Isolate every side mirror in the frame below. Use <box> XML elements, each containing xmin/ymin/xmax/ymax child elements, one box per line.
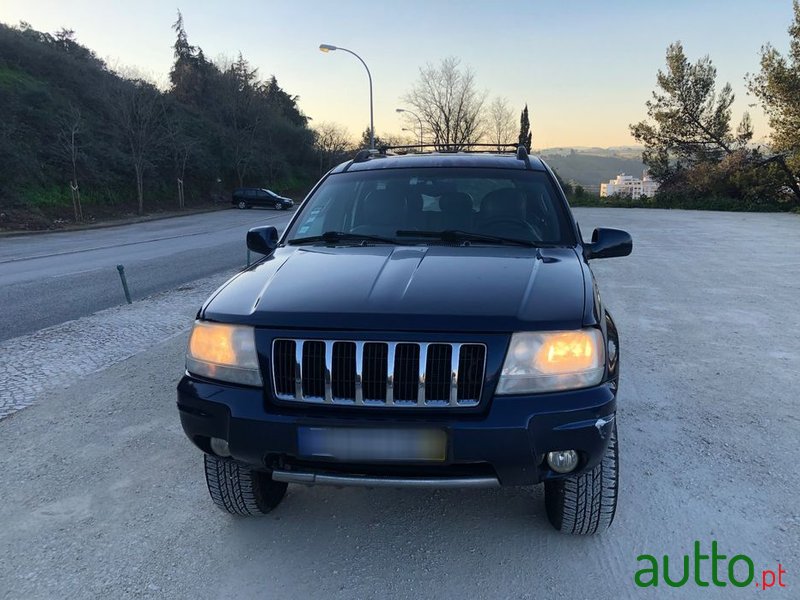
<box><xmin>246</xmin><ymin>226</ymin><xmax>279</xmax><ymax>257</ymax></box>
<box><xmin>584</xmin><ymin>228</ymin><xmax>632</xmax><ymax>260</ymax></box>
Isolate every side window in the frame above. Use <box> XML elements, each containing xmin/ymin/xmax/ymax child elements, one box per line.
<box><xmin>245</xmin><ymin>190</ymin><xmax>256</xmax><ymax>199</ymax></box>
<box><xmin>257</xmin><ymin>190</ymin><xmax>270</xmax><ymax>199</ymax></box>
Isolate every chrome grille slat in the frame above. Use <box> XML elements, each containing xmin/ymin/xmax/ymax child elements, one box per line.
<box><xmin>354</xmin><ymin>341</ymin><xmax>364</xmax><ymax>405</ymax></box>
<box><xmin>323</xmin><ymin>340</ymin><xmax>334</xmax><ymax>403</ymax></box>
<box><xmin>273</xmin><ymin>339</ymin><xmax>485</xmax><ymax>408</ymax></box>
<box><xmin>449</xmin><ymin>343</ymin><xmax>461</xmax><ymax>406</ymax></box>
<box><xmin>294</xmin><ymin>341</ymin><xmax>303</xmax><ymax>402</ymax></box>
<box><xmin>386</xmin><ymin>342</ymin><xmax>396</xmax><ymax>406</ymax></box>
<box><xmin>417</xmin><ymin>343</ymin><xmax>428</xmax><ymax>406</ymax></box>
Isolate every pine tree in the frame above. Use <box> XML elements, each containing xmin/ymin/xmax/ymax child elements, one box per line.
<box><xmin>169</xmin><ymin>11</ymin><xmax>211</xmax><ymax>105</ymax></box>
<box><xmin>518</xmin><ymin>104</ymin><xmax>532</xmax><ymax>153</ymax></box>
<box><xmin>172</xmin><ymin>11</ymin><xmax>192</xmax><ymax>60</ymax></box>
<box><xmin>748</xmin><ymin>0</ymin><xmax>800</xmax><ymax>205</ymax></box>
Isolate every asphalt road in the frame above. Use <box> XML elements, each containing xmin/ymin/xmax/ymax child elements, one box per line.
<box><xmin>1</xmin><ymin>208</ymin><xmax>799</xmax><ymax>599</ymax></box>
<box><xmin>0</xmin><ymin>208</ymin><xmax>295</xmax><ymax>341</ymax></box>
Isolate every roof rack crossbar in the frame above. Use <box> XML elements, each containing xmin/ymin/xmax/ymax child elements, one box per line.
<box><xmin>379</xmin><ymin>143</ymin><xmax>522</xmax><ymax>154</ymax></box>
<box><xmin>342</xmin><ymin>143</ymin><xmax>535</xmax><ymax>170</ymax></box>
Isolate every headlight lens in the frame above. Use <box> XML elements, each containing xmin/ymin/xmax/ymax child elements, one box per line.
<box><xmin>186</xmin><ymin>321</ymin><xmax>262</xmax><ymax>386</ymax></box>
<box><xmin>496</xmin><ymin>329</ymin><xmax>605</xmax><ymax>394</ymax></box>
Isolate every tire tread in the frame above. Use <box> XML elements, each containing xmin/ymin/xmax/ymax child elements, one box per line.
<box><xmin>545</xmin><ymin>421</ymin><xmax>618</xmax><ymax>535</ymax></box>
<box><xmin>203</xmin><ymin>454</ymin><xmax>287</xmax><ymax>516</ymax></box>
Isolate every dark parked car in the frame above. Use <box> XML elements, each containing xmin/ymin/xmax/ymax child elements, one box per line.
<box><xmin>232</xmin><ymin>187</ymin><xmax>294</xmax><ymax>210</ymax></box>
<box><xmin>178</xmin><ymin>146</ymin><xmax>632</xmax><ymax>534</ymax></box>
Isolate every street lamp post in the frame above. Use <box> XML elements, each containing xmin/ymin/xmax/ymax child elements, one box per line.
<box><xmin>320</xmin><ymin>44</ymin><xmax>374</xmax><ymax>149</ymax></box>
<box><xmin>396</xmin><ymin>108</ymin><xmax>423</xmax><ymax>149</ymax></box>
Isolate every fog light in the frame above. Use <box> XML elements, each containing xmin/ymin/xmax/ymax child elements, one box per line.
<box><xmin>547</xmin><ymin>449</ymin><xmax>578</xmax><ymax>473</ymax></box>
<box><xmin>210</xmin><ymin>437</ymin><xmax>231</xmax><ymax>458</ymax></box>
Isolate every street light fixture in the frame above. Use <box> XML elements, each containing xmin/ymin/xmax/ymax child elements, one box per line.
<box><xmin>320</xmin><ymin>44</ymin><xmax>374</xmax><ymax>149</ymax></box>
<box><xmin>396</xmin><ymin>107</ymin><xmax>423</xmax><ymax>148</ymax></box>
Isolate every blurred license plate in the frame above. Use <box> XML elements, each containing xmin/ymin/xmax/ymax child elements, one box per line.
<box><xmin>297</xmin><ymin>427</ymin><xmax>446</xmax><ymax>462</ymax></box>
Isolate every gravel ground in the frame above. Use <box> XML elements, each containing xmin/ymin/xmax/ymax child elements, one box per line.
<box><xmin>0</xmin><ymin>270</ymin><xmax>237</xmax><ymax>420</ymax></box>
<box><xmin>0</xmin><ymin>208</ymin><xmax>798</xmax><ymax>599</ymax></box>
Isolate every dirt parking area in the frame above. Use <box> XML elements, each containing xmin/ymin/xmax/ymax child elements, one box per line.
<box><xmin>1</xmin><ymin>208</ymin><xmax>798</xmax><ymax>599</ymax></box>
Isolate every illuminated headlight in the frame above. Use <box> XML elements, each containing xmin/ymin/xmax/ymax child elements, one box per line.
<box><xmin>496</xmin><ymin>329</ymin><xmax>605</xmax><ymax>394</ymax></box>
<box><xmin>186</xmin><ymin>321</ymin><xmax>262</xmax><ymax>386</ymax></box>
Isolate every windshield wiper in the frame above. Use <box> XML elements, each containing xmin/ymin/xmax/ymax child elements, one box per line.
<box><xmin>288</xmin><ymin>231</ymin><xmax>397</xmax><ymax>246</ymax></box>
<box><xmin>396</xmin><ymin>229</ymin><xmax>545</xmax><ymax>248</ymax></box>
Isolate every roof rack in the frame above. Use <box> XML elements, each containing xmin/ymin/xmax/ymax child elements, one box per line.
<box><xmin>343</xmin><ymin>143</ymin><xmax>534</xmax><ymax>171</ymax></box>
<box><xmin>516</xmin><ymin>145</ymin><xmax>531</xmax><ymax>169</ymax></box>
<box><xmin>343</xmin><ymin>148</ymin><xmax>385</xmax><ymax>172</ymax></box>
<box><xmin>379</xmin><ymin>143</ymin><xmax>522</xmax><ymax>154</ymax></box>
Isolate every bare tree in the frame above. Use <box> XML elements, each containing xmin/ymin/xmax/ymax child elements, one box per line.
<box><xmin>109</xmin><ymin>78</ymin><xmax>163</xmax><ymax>214</ymax></box>
<box><xmin>162</xmin><ymin>101</ymin><xmax>194</xmax><ymax>209</ymax></box>
<box><xmin>488</xmin><ymin>96</ymin><xmax>516</xmax><ymax>151</ymax></box>
<box><xmin>55</xmin><ymin>104</ymin><xmax>83</xmax><ymax>221</ymax></box>
<box><xmin>402</xmin><ymin>57</ymin><xmax>486</xmax><ymax>150</ymax></box>
<box><xmin>314</xmin><ymin>122</ymin><xmax>352</xmax><ymax>174</ymax></box>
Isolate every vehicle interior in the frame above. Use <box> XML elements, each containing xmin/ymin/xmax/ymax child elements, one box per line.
<box><xmin>289</xmin><ymin>168</ymin><xmax>572</xmax><ymax>244</ymax></box>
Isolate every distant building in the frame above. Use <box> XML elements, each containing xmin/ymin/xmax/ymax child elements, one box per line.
<box><xmin>600</xmin><ymin>172</ymin><xmax>658</xmax><ymax>199</ymax></box>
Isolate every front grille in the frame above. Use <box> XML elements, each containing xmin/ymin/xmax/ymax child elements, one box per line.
<box><xmin>272</xmin><ymin>339</ymin><xmax>486</xmax><ymax>407</ymax></box>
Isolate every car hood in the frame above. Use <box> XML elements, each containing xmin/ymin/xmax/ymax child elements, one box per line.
<box><xmin>202</xmin><ymin>245</ymin><xmax>588</xmax><ymax>332</ymax></box>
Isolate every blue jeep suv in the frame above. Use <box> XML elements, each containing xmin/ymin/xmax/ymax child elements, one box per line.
<box><xmin>177</xmin><ymin>146</ymin><xmax>632</xmax><ymax>534</ymax></box>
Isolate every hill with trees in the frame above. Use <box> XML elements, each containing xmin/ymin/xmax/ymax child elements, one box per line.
<box><xmin>0</xmin><ymin>15</ymin><xmax>316</xmax><ymax>230</ymax></box>
<box><xmin>539</xmin><ymin>150</ymin><xmax>646</xmax><ymax>188</ymax></box>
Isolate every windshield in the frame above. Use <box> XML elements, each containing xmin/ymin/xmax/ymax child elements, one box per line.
<box><xmin>285</xmin><ymin>168</ymin><xmax>574</xmax><ymax>245</ymax></box>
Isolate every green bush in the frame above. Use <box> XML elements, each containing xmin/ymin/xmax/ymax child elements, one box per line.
<box><xmin>21</xmin><ymin>185</ymin><xmax>71</xmax><ymax>207</ymax></box>
<box><xmin>567</xmin><ymin>191</ymin><xmax>794</xmax><ymax>212</ymax></box>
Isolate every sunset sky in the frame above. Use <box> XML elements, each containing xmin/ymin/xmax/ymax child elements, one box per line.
<box><xmin>1</xmin><ymin>0</ymin><xmax>796</xmax><ymax>148</ymax></box>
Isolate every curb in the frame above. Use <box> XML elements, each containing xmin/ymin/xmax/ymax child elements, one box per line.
<box><xmin>0</xmin><ymin>205</ymin><xmax>232</xmax><ymax>238</ymax></box>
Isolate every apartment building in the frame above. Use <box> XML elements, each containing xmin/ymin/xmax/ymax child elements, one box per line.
<box><xmin>600</xmin><ymin>172</ymin><xmax>659</xmax><ymax>199</ymax></box>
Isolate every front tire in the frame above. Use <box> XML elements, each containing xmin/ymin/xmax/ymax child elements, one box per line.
<box><xmin>274</xmin><ymin>201</ymin><xmax>283</xmax><ymax>210</ymax></box>
<box><xmin>204</xmin><ymin>454</ymin><xmax>287</xmax><ymax>516</ymax></box>
<box><xmin>237</xmin><ymin>200</ymin><xmax>248</xmax><ymax>210</ymax></box>
<box><xmin>544</xmin><ymin>421</ymin><xmax>619</xmax><ymax>535</ymax></box>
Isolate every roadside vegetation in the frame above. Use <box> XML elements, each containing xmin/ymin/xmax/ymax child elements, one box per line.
<box><xmin>566</xmin><ymin>192</ymin><xmax>798</xmax><ymax>213</ymax></box>
<box><xmin>0</xmin><ymin>14</ymin><xmax>317</xmax><ymax>230</ymax></box>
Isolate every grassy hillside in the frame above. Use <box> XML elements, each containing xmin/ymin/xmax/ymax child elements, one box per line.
<box><xmin>0</xmin><ymin>20</ymin><xmax>316</xmax><ymax>231</ymax></box>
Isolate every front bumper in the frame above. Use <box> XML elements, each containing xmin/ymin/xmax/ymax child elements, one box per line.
<box><xmin>177</xmin><ymin>377</ymin><xmax>616</xmax><ymax>486</ymax></box>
